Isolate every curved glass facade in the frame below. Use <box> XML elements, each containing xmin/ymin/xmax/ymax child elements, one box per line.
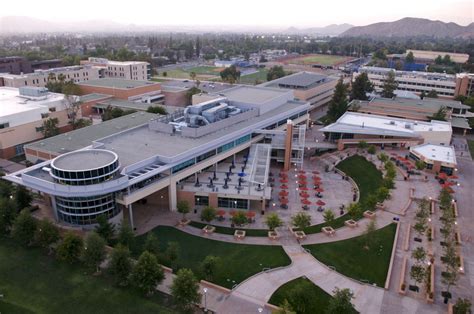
<box><xmin>55</xmin><ymin>194</ymin><xmax>119</xmax><ymax>225</ymax></box>
<box><xmin>50</xmin><ymin>160</ymin><xmax>119</xmax><ymax>186</ymax></box>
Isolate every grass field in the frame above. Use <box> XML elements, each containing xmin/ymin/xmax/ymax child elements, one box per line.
<box><xmin>303</xmin><ymin>223</ymin><xmax>397</xmax><ymax>287</ymax></box>
<box><xmin>188</xmin><ymin>221</ymin><xmax>268</xmax><ymax>237</ymax></box>
<box><xmin>158</xmin><ymin>66</ymin><xmax>223</xmax><ymax>80</ymax></box>
<box><xmin>131</xmin><ymin>226</ymin><xmax>291</xmax><ymax>288</ymax></box>
<box><xmin>269</xmin><ymin>277</ymin><xmax>334</xmax><ymax>313</ymax></box>
<box><xmin>468</xmin><ymin>140</ymin><xmax>474</xmax><ymax>158</ymax></box>
<box><xmin>287</xmin><ymin>54</ymin><xmax>351</xmax><ymax>66</ymax></box>
<box><xmin>239</xmin><ymin>69</ymin><xmax>269</xmax><ymax>84</ymax></box>
<box><xmin>300</xmin><ymin>155</ymin><xmax>383</xmax><ymax>234</ymax></box>
<box><xmin>0</xmin><ymin>238</ymin><xmax>175</xmax><ymax>314</ymax></box>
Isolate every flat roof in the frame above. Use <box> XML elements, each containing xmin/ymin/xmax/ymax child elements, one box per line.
<box><xmin>25</xmin><ymin>112</ymin><xmax>158</xmax><ymax>155</ymax></box>
<box><xmin>52</xmin><ymin>149</ymin><xmax>117</xmax><ymax>171</ymax></box>
<box><xmin>80</xmin><ymin>93</ymin><xmax>112</xmax><ymax>102</ymax></box>
<box><xmin>369</xmin><ymin>97</ymin><xmax>469</xmax><ymax>110</ymax></box>
<box><xmin>450</xmin><ymin>117</ymin><xmax>471</xmax><ymax>129</ymax></box>
<box><xmin>321</xmin><ymin>112</ymin><xmax>451</xmax><ymax>137</ymax></box>
<box><xmin>411</xmin><ymin>144</ymin><xmax>456</xmax><ymax>165</ymax></box>
<box><xmin>218</xmin><ymin>85</ymin><xmax>289</xmax><ymax>105</ymax></box>
<box><xmin>78</xmin><ymin>78</ymin><xmax>159</xmax><ymax>89</ymax></box>
<box><xmin>262</xmin><ymin>72</ymin><xmax>334</xmax><ymax>89</ymax></box>
<box><xmin>360</xmin><ymin>66</ymin><xmax>456</xmax><ymax>81</ymax></box>
<box><xmin>160</xmin><ymin>80</ymin><xmax>233</xmax><ymax>93</ymax></box>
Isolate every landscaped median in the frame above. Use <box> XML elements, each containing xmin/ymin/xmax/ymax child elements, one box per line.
<box><xmin>131</xmin><ymin>226</ymin><xmax>291</xmax><ymax>288</ymax></box>
<box><xmin>188</xmin><ymin>221</ymin><xmax>268</xmax><ymax>237</ymax></box>
<box><xmin>303</xmin><ymin>223</ymin><xmax>398</xmax><ymax>287</ymax></box>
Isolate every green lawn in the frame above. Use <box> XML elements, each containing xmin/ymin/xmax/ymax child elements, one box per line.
<box><xmin>158</xmin><ymin>66</ymin><xmax>223</xmax><ymax>80</ymax></box>
<box><xmin>289</xmin><ymin>54</ymin><xmax>351</xmax><ymax>66</ymax></box>
<box><xmin>0</xmin><ymin>239</ymin><xmax>175</xmax><ymax>314</ymax></box>
<box><xmin>468</xmin><ymin>140</ymin><xmax>474</xmax><ymax>158</ymax></box>
<box><xmin>303</xmin><ymin>223</ymin><xmax>397</xmax><ymax>287</ymax></box>
<box><xmin>188</xmin><ymin>221</ymin><xmax>268</xmax><ymax>237</ymax></box>
<box><xmin>132</xmin><ymin>226</ymin><xmax>291</xmax><ymax>288</ymax></box>
<box><xmin>187</xmin><ymin>66</ymin><xmax>224</xmax><ymax>75</ymax></box>
<box><xmin>239</xmin><ymin>69</ymin><xmax>269</xmax><ymax>84</ymax></box>
<box><xmin>269</xmin><ymin>277</ymin><xmax>333</xmax><ymax>313</ymax></box>
<box><xmin>300</xmin><ymin>155</ymin><xmax>383</xmax><ymax>234</ymax></box>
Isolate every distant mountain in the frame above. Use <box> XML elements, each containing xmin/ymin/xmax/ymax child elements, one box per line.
<box><xmin>340</xmin><ymin>17</ymin><xmax>474</xmax><ymax>38</ymax></box>
<box><xmin>285</xmin><ymin>24</ymin><xmax>353</xmax><ymax>36</ymax></box>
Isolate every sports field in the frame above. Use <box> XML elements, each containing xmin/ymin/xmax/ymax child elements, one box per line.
<box><xmin>159</xmin><ymin>66</ymin><xmax>223</xmax><ymax>80</ymax></box>
<box><xmin>286</xmin><ymin>54</ymin><xmax>352</xmax><ymax>66</ymax></box>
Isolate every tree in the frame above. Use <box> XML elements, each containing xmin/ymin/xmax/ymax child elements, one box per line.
<box><xmin>430</xmin><ymin>106</ymin><xmax>447</xmax><ymax>121</ymax></box>
<box><xmin>326</xmin><ymin>77</ymin><xmax>349</xmax><ymax>123</ymax></box>
<box><xmin>347</xmin><ymin>203</ymin><xmax>362</xmax><ymax>218</ymax></box>
<box><xmin>413</xmin><ymin>221</ymin><xmax>427</xmax><ymax>238</ymax></box>
<box><xmin>435</xmin><ymin>55</ymin><xmax>443</xmax><ymax>65</ymax></box>
<box><xmin>200</xmin><ymin>255</ymin><xmax>220</xmax><ymax>281</ymax></box>
<box><xmin>291</xmin><ymin>212</ymin><xmax>311</xmax><ymax>229</ymax></box>
<box><xmin>231</xmin><ymin>210</ymin><xmax>247</xmax><ymax>226</ymax></box>
<box><xmin>95</xmin><ymin>214</ymin><xmax>115</xmax><ymax>243</ymax></box>
<box><xmin>323</xmin><ymin>210</ymin><xmax>335</xmax><ymax>223</ymax></box>
<box><xmin>177</xmin><ymin>200</ymin><xmax>191</xmax><ymax>222</ymax></box>
<box><xmin>62</xmin><ymin>82</ymin><xmax>82</xmax><ymax>128</ymax></box>
<box><xmin>265</xmin><ymin>212</ymin><xmax>283</xmax><ymax>230</ymax></box>
<box><xmin>146</xmin><ymin>106</ymin><xmax>167</xmax><ymax>115</ymax></box>
<box><xmin>189</xmin><ymin>71</ymin><xmax>197</xmax><ymax>82</ymax></box>
<box><xmin>364</xmin><ymin>218</ymin><xmax>377</xmax><ymax>249</ymax></box>
<box><xmin>427</xmin><ymin>90</ymin><xmax>439</xmax><ymax>99</ymax></box>
<box><xmin>326</xmin><ymin>288</ymin><xmax>355</xmax><ymax>314</ymax></box>
<box><xmin>420</xmin><ymin>90</ymin><xmax>426</xmax><ymax>99</ymax></box>
<box><xmin>415</xmin><ymin>160</ymin><xmax>426</xmax><ymax>170</ymax></box>
<box><xmin>454</xmin><ymin>298</ymin><xmax>472</xmax><ymax>314</ymax></box>
<box><xmin>405</xmin><ymin>51</ymin><xmax>415</xmax><ymax>63</ymax></box>
<box><xmin>381</xmin><ymin>70</ymin><xmax>398</xmax><ymax>99</ymax></box>
<box><xmin>200</xmin><ymin>206</ymin><xmax>216</xmax><ymax>222</ymax></box>
<box><xmin>108</xmin><ymin>244</ymin><xmax>132</xmax><ymax>286</ymax></box>
<box><xmin>267</xmin><ymin>66</ymin><xmax>286</xmax><ymax>81</ymax></box>
<box><xmin>170</xmin><ymin>268</ymin><xmax>201</xmax><ymax>310</ymax></box>
<box><xmin>410</xmin><ymin>264</ymin><xmax>427</xmax><ymax>287</ymax></box>
<box><xmin>117</xmin><ymin>222</ymin><xmax>134</xmax><ymax>248</ymax></box>
<box><xmin>143</xmin><ymin>232</ymin><xmax>160</xmax><ymax>256</ymax></box>
<box><xmin>73</xmin><ymin>118</ymin><xmax>92</xmax><ymax>129</ymax></box>
<box><xmin>276</xmin><ymin>299</ymin><xmax>296</xmax><ymax>314</ymax></box>
<box><xmin>443</xmin><ymin>54</ymin><xmax>452</xmax><ymax>65</ymax></box>
<box><xmin>367</xmin><ymin>145</ymin><xmax>376</xmax><ymax>155</ymax></box>
<box><xmin>220</xmin><ymin>65</ymin><xmax>240</xmax><ymax>84</ymax></box>
<box><xmin>350</xmin><ymin>72</ymin><xmax>373</xmax><ymax>100</ymax></box>
<box><xmin>132</xmin><ymin>251</ymin><xmax>165</xmax><ymax>296</ymax></box>
<box><xmin>357</xmin><ymin>140</ymin><xmax>368</xmax><ymax>151</ymax></box>
<box><xmin>14</xmin><ymin>186</ymin><xmax>33</xmax><ymax>211</ymax></box>
<box><xmin>56</xmin><ymin>232</ymin><xmax>83</xmax><ymax>264</ymax></box>
<box><xmin>41</xmin><ymin>117</ymin><xmax>60</xmax><ymax>138</ymax></box>
<box><xmin>441</xmin><ymin>242</ymin><xmax>459</xmax><ymax>294</ymax></box>
<box><xmin>185</xmin><ymin>87</ymin><xmax>202</xmax><ymax>105</ymax></box>
<box><xmin>0</xmin><ymin>197</ymin><xmax>18</xmax><ymax>235</ymax></box>
<box><xmin>34</xmin><ymin>218</ymin><xmax>60</xmax><ymax>251</ymax></box>
<box><xmin>376</xmin><ymin>187</ymin><xmax>390</xmax><ymax>202</ymax></box>
<box><xmin>412</xmin><ymin>247</ymin><xmax>427</xmax><ymax>265</ymax></box>
<box><xmin>166</xmin><ymin>241</ymin><xmax>180</xmax><ymax>269</ymax></box>
<box><xmin>287</xmin><ymin>281</ymin><xmax>314</xmax><ymax>313</ymax></box>
<box><xmin>82</xmin><ymin>232</ymin><xmax>106</xmax><ymax>273</ymax></box>
<box><xmin>12</xmin><ymin>209</ymin><xmax>37</xmax><ymax>246</ymax></box>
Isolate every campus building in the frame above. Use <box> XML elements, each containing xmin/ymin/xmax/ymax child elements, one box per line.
<box><xmin>0</xmin><ymin>65</ymin><xmax>101</xmax><ymax>88</ymax></box>
<box><xmin>259</xmin><ymin>72</ymin><xmax>338</xmax><ymax>117</ymax></box>
<box><xmin>0</xmin><ymin>86</ymin><xmax>76</xmax><ymax>159</ymax></box>
<box><xmin>5</xmin><ymin>86</ymin><xmax>310</xmax><ymax>227</ymax></box>
<box><xmin>409</xmin><ymin>144</ymin><xmax>457</xmax><ymax>175</ymax></box>
<box><xmin>320</xmin><ymin>112</ymin><xmax>452</xmax><ymax>151</ymax></box>
<box><xmin>81</xmin><ymin>57</ymin><xmax>150</xmax><ymax>81</ymax></box>
<box><xmin>350</xmin><ymin>97</ymin><xmax>472</xmax><ymax>135</ymax></box>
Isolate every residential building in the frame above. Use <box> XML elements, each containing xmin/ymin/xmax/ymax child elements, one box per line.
<box><xmin>5</xmin><ymin>85</ymin><xmax>310</xmax><ymax>227</ymax></box>
<box><xmin>82</xmin><ymin>57</ymin><xmax>150</xmax><ymax>80</ymax></box>
<box><xmin>0</xmin><ymin>65</ymin><xmax>101</xmax><ymax>88</ymax></box>
<box><xmin>0</xmin><ymin>86</ymin><xmax>76</xmax><ymax>159</ymax></box>
<box><xmin>320</xmin><ymin>112</ymin><xmax>452</xmax><ymax>151</ymax></box>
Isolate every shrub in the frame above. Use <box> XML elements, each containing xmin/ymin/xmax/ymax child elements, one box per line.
<box><xmin>56</xmin><ymin>232</ymin><xmax>83</xmax><ymax>264</ymax></box>
<box><xmin>200</xmin><ymin>206</ymin><xmax>216</xmax><ymax>222</ymax></box>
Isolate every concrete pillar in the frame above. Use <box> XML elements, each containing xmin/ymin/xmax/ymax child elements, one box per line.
<box><xmin>169</xmin><ymin>183</ymin><xmax>177</xmax><ymax>211</ymax></box>
<box><xmin>128</xmin><ymin>204</ymin><xmax>135</xmax><ymax>230</ymax></box>
<box><xmin>261</xmin><ymin>198</ymin><xmax>266</xmax><ymax>214</ymax></box>
<box><xmin>463</xmin><ymin>129</ymin><xmax>467</xmax><ymax>136</ymax></box>
<box><xmin>50</xmin><ymin>196</ymin><xmax>59</xmax><ymax>222</ymax></box>
<box><xmin>283</xmin><ymin>120</ymin><xmax>294</xmax><ymax>171</ymax></box>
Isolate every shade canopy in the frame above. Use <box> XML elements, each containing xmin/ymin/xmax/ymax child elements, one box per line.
<box><xmin>316</xmin><ymin>200</ymin><xmax>326</xmax><ymax>206</ymax></box>
<box><xmin>315</xmin><ymin>188</ymin><xmax>324</xmax><ymax>192</ymax></box>
<box><xmin>217</xmin><ymin>209</ymin><xmax>226</xmax><ymax>216</ymax></box>
<box><xmin>280</xmin><ymin>184</ymin><xmax>289</xmax><ymax>189</ymax></box>
<box><xmin>302</xmin><ymin>199</ymin><xmax>311</xmax><ymax>205</ymax></box>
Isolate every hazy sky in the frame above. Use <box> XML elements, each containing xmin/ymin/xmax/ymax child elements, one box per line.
<box><xmin>1</xmin><ymin>0</ymin><xmax>473</xmax><ymax>27</ymax></box>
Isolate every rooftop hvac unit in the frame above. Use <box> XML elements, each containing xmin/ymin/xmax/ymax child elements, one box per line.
<box><xmin>404</xmin><ymin>123</ymin><xmax>411</xmax><ymax>129</ymax></box>
<box><xmin>389</xmin><ymin>121</ymin><xmax>396</xmax><ymax>125</ymax></box>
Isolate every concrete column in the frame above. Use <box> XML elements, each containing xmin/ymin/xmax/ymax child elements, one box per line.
<box><xmin>283</xmin><ymin>120</ymin><xmax>294</xmax><ymax>171</ymax></box>
<box><xmin>169</xmin><ymin>183</ymin><xmax>177</xmax><ymax>211</ymax></box>
<box><xmin>128</xmin><ymin>204</ymin><xmax>135</xmax><ymax>230</ymax></box>
<box><xmin>50</xmin><ymin>196</ymin><xmax>59</xmax><ymax>222</ymax></box>
<box><xmin>463</xmin><ymin>129</ymin><xmax>467</xmax><ymax>136</ymax></box>
<box><xmin>261</xmin><ymin>198</ymin><xmax>266</xmax><ymax>214</ymax></box>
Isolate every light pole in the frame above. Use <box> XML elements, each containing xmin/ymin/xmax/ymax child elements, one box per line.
<box><xmin>258</xmin><ymin>307</ymin><xmax>264</xmax><ymax>313</ymax></box>
<box><xmin>203</xmin><ymin>287</ymin><xmax>208</xmax><ymax>312</ymax></box>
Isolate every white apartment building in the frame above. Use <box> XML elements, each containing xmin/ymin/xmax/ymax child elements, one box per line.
<box><xmin>355</xmin><ymin>66</ymin><xmax>457</xmax><ymax>98</ymax></box>
<box><xmin>82</xmin><ymin>57</ymin><xmax>150</xmax><ymax>81</ymax></box>
<box><xmin>0</xmin><ymin>65</ymin><xmax>101</xmax><ymax>88</ymax></box>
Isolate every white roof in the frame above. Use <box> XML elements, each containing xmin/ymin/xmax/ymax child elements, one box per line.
<box><xmin>320</xmin><ymin>112</ymin><xmax>451</xmax><ymax>137</ymax></box>
<box><xmin>0</xmin><ymin>87</ymin><xmax>65</xmax><ymax>127</ymax></box>
<box><xmin>411</xmin><ymin>144</ymin><xmax>456</xmax><ymax>165</ymax></box>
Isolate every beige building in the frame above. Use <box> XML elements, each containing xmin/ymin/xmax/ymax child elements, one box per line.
<box><xmin>81</xmin><ymin>57</ymin><xmax>150</xmax><ymax>81</ymax></box>
<box><xmin>0</xmin><ymin>65</ymin><xmax>101</xmax><ymax>88</ymax></box>
<box><xmin>0</xmin><ymin>86</ymin><xmax>77</xmax><ymax>159</ymax></box>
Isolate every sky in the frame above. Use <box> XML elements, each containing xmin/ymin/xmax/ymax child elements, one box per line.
<box><xmin>1</xmin><ymin>0</ymin><xmax>473</xmax><ymax>27</ymax></box>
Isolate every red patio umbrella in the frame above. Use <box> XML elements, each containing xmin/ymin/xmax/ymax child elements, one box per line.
<box><xmin>217</xmin><ymin>209</ymin><xmax>226</xmax><ymax>217</ymax></box>
<box><xmin>300</xmin><ymin>193</ymin><xmax>309</xmax><ymax>199</ymax></box>
<box><xmin>312</xmin><ymin>170</ymin><xmax>320</xmax><ymax>174</ymax></box>
<box><xmin>315</xmin><ymin>187</ymin><xmax>324</xmax><ymax>193</ymax></box>
<box><xmin>298</xmin><ymin>170</ymin><xmax>306</xmax><ymax>174</ymax></box>
<box><xmin>299</xmin><ymin>186</ymin><xmax>309</xmax><ymax>191</ymax></box>
<box><xmin>446</xmin><ymin>187</ymin><xmax>455</xmax><ymax>194</ymax></box>
<box><xmin>229</xmin><ymin>210</ymin><xmax>237</xmax><ymax>216</ymax></box>
<box><xmin>279</xmin><ymin>196</ymin><xmax>288</xmax><ymax>202</ymax></box>
<box><xmin>313</xmin><ymin>176</ymin><xmax>321</xmax><ymax>180</ymax></box>
<box><xmin>280</xmin><ymin>179</ymin><xmax>288</xmax><ymax>183</ymax></box>
<box><xmin>246</xmin><ymin>211</ymin><xmax>256</xmax><ymax>218</ymax></box>
<box><xmin>280</xmin><ymin>184</ymin><xmax>288</xmax><ymax>189</ymax></box>
<box><xmin>279</xmin><ymin>190</ymin><xmax>289</xmax><ymax>196</ymax></box>
<box><xmin>449</xmin><ymin>175</ymin><xmax>458</xmax><ymax>179</ymax></box>
<box><xmin>279</xmin><ymin>172</ymin><xmax>287</xmax><ymax>177</ymax></box>
<box><xmin>298</xmin><ymin>174</ymin><xmax>307</xmax><ymax>179</ymax></box>
<box><xmin>438</xmin><ymin>173</ymin><xmax>448</xmax><ymax>180</ymax></box>
<box><xmin>302</xmin><ymin>199</ymin><xmax>311</xmax><ymax>205</ymax></box>
<box><xmin>316</xmin><ymin>200</ymin><xmax>326</xmax><ymax>206</ymax></box>
<box><xmin>280</xmin><ymin>198</ymin><xmax>289</xmax><ymax>204</ymax></box>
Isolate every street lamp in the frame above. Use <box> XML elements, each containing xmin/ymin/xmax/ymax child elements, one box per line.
<box><xmin>203</xmin><ymin>287</ymin><xmax>208</xmax><ymax>312</ymax></box>
<box><xmin>258</xmin><ymin>307</ymin><xmax>263</xmax><ymax>313</ymax></box>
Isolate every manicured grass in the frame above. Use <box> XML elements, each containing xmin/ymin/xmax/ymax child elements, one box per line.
<box><xmin>468</xmin><ymin>140</ymin><xmax>474</xmax><ymax>158</ymax></box>
<box><xmin>187</xmin><ymin>66</ymin><xmax>224</xmax><ymax>75</ymax></box>
<box><xmin>132</xmin><ymin>226</ymin><xmax>291</xmax><ymax>288</ymax></box>
<box><xmin>303</xmin><ymin>223</ymin><xmax>397</xmax><ymax>287</ymax></box>
<box><xmin>269</xmin><ymin>277</ymin><xmax>333</xmax><ymax>314</ymax></box>
<box><xmin>189</xmin><ymin>221</ymin><xmax>268</xmax><ymax>237</ymax></box>
<box><xmin>289</xmin><ymin>54</ymin><xmax>351</xmax><ymax>66</ymax></box>
<box><xmin>300</xmin><ymin>155</ymin><xmax>383</xmax><ymax>234</ymax></box>
<box><xmin>239</xmin><ymin>69</ymin><xmax>269</xmax><ymax>84</ymax></box>
<box><xmin>0</xmin><ymin>238</ymin><xmax>175</xmax><ymax>314</ymax></box>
